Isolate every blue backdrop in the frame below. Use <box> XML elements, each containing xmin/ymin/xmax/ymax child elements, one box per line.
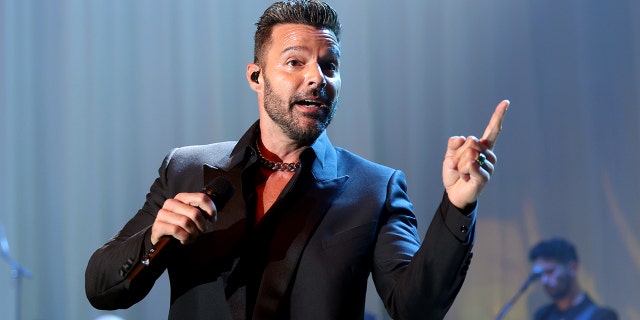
<box><xmin>1</xmin><ymin>1</ymin><xmax>638</xmax><ymax>319</ymax></box>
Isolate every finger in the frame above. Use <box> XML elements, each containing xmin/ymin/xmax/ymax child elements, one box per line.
<box><xmin>445</xmin><ymin>136</ymin><xmax>467</xmax><ymax>167</ymax></box>
<box><xmin>477</xmin><ymin>148</ymin><xmax>497</xmax><ymax>166</ymax></box>
<box><xmin>161</xmin><ymin>197</ymin><xmax>208</xmax><ymax>233</ymax></box>
<box><xmin>465</xmin><ymin>150</ymin><xmax>491</xmax><ymax>180</ymax></box>
<box><xmin>454</xmin><ymin>136</ymin><xmax>482</xmax><ymax>165</ymax></box>
<box><xmin>474</xmin><ymin>153</ymin><xmax>494</xmax><ymax>175</ymax></box>
<box><xmin>152</xmin><ymin>212</ymin><xmax>192</xmax><ymax>244</ymax></box>
<box><xmin>447</xmin><ymin>136</ymin><xmax>466</xmax><ymax>151</ymax></box>
<box><xmin>481</xmin><ymin>100</ymin><xmax>510</xmax><ymax>149</ymax></box>
<box><xmin>460</xmin><ymin>145</ymin><xmax>496</xmax><ymax>174</ymax></box>
<box><xmin>174</xmin><ymin>192</ymin><xmax>216</xmax><ymax>220</ymax></box>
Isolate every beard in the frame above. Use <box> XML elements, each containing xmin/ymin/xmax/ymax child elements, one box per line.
<box><xmin>546</xmin><ymin>274</ymin><xmax>573</xmax><ymax>300</ymax></box>
<box><xmin>262</xmin><ymin>76</ymin><xmax>338</xmax><ymax>146</ymax></box>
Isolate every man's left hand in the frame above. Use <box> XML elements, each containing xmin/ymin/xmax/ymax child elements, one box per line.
<box><xmin>443</xmin><ymin>100</ymin><xmax>510</xmax><ymax>209</ymax></box>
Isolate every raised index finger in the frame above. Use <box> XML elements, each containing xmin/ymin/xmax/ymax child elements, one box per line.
<box><xmin>481</xmin><ymin>100</ymin><xmax>510</xmax><ymax>149</ymax></box>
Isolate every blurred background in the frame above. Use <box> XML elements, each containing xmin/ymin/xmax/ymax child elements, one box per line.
<box><xmin>1</xmin><ymin>0</ymin><xmax>638</xmax><ymax>319</ymax></box>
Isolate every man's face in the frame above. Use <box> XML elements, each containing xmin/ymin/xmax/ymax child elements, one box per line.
<box><xmin>260</xmin><ymin>23</ymin><xmax>341</xmax><ymax>145</ymax></box>
<box><xmin>532</xmin><ymin>258</ymin><xmax>577</xmax><ymax>301</ymax></box>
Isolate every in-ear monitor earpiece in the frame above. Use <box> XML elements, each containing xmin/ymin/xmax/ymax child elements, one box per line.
<box><xmin>251</xmin><ymin>71</ymin><xmax>260</xmax><ymax>83</ymax></box>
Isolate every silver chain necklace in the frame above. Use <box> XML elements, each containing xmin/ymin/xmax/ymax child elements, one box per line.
<box><xmin>255</xmin><ymin>140</ymin><xmax>301</xmax><ymax>172</ymax></box>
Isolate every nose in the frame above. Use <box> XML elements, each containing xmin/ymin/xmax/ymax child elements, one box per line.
<box><xmin>307</xmin><ymin>64</ymin><xmax>326</xmax><ymax>89</ymax></box>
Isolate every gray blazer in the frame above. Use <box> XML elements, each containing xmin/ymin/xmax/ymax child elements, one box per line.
<box><xmin>85</xmin><ymin>121</ymin><xmax>476</xmax><ymax>320</ymax></box>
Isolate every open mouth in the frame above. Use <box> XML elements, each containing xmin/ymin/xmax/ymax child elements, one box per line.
<box><xmin>295</xmin><ymin>99</ymin><xmax>325</xmax><ymax>108</ymax></box>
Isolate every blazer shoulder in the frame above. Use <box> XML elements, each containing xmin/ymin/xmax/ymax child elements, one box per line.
<box><xmin>334</xmin><ymin>146</ymin><xmax>396</xmax><ymax>176</ymax></box>
<box><xmin>165</xmin><ymin>141</ymin><xmax>237</xmax><ymax>167</ymax></box>
<box><xmin>593</xmin><ymin>306</ymin><xmax>619</xmax><ymax>319</ymax></box>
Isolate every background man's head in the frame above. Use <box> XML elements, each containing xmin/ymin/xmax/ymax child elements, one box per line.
<box><xmin>528</xmin><ymin>238</ymin><xmax>580</xmax><ymax>301</ymax></box>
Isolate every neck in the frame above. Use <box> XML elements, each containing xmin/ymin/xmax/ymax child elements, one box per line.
<box><xmin>257</xmin><ymin>129</ymin><xmax>306</xmax><ymax>163</ymax></box>
<box><xmin>555</xmin><ymin>288</ymin><xmax>584</xmax><ymax>311</ymax></box>
<box><xmin>256</xmin><ymin>138</ymin><xmax>302</xmax><ymax>172</ymax></box>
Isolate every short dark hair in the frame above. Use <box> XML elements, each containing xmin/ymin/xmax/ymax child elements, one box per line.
<box><xmin>253</xmin><ymin>0</ymin><xmax>341</xmax><ymax>64</ymax></box>
<box><xmin>528</xmin><ymin>237</ymin><xmax>579</xmax><ymax>264</ymax></box>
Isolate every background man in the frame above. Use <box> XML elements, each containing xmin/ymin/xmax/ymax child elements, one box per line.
<box><xmin>529</xmin><ymin>237</ymin><xmax>618</xmax><ymax>320</ymax></box>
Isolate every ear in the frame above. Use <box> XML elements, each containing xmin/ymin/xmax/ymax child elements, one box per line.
<box><xmin>246</xmin><ymin>63</ymin><xmax>262</xmax><ymax>92</ymax></box>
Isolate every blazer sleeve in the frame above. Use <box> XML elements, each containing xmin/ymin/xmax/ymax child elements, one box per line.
<box><xmin>85</xmin><ymin>149</ymin><xmax>178</xmax><ymax>310</ymax></box>
<box><xmin>372</xmin><ymin>170</ymin><xmax>476</xmax><ymax>320</ymax></box>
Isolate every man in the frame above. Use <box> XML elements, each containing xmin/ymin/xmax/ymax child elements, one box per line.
<box><xmin>529</xmin><ymin>238</ymin><xmax>618</xmax><ymax>320</ymax></box>
<box><xmin>85</xmin><ymin>1</ymin><xmax>509</xmax><ymax>319</ymax></box>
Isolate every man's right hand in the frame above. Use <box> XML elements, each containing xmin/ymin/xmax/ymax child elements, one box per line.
<box><xmin>151</xmin><ymin>192</ymin><xmax>217</xmax><ymax>245</ymax></box>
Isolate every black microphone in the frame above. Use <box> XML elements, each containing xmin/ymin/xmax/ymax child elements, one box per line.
<box><xmin>522</xmin><ymin>265</ymin><xmax>543</xmax><ymax>288</ymax></box>
<box><xmin>127</xmin><ymin>177</ymin><xmax>234</xmax><ymax>282</ymax></box>
<box><xmin>495</xmin><ymin>266</ymin><xmax>544</xmax><ymax>320</ymax></box>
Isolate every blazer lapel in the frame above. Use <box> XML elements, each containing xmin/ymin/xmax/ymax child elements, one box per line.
<box><xmin>205</xmin><ymin>129</ymin><xmax>348</xmax><ymax>318</ymax></box>
<box><xmin>203</xmin><ymin>163</ymin><xmax>254</xmax><ymax>320</ymax></box>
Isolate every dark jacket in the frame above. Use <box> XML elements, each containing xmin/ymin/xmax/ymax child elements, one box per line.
<box><xmin>534</xmin><ymin>294</ymin><xmax>618</xmax><ymax>320</ymax></box>
<box><xmin>85</xmin><ymin>121</ymin><xmax>476</xmax><ymax>320</ymax></box>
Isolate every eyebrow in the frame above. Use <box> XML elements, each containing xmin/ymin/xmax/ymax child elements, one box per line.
<box><xmin>282</xmin><ymin>45</ymin><xmax>306</xmax><ymax>54</ymax></box>
<box><xmin>281</xmin><ymin>45</ymin><xmax>341</xmax><ymax>58</ymax></box>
